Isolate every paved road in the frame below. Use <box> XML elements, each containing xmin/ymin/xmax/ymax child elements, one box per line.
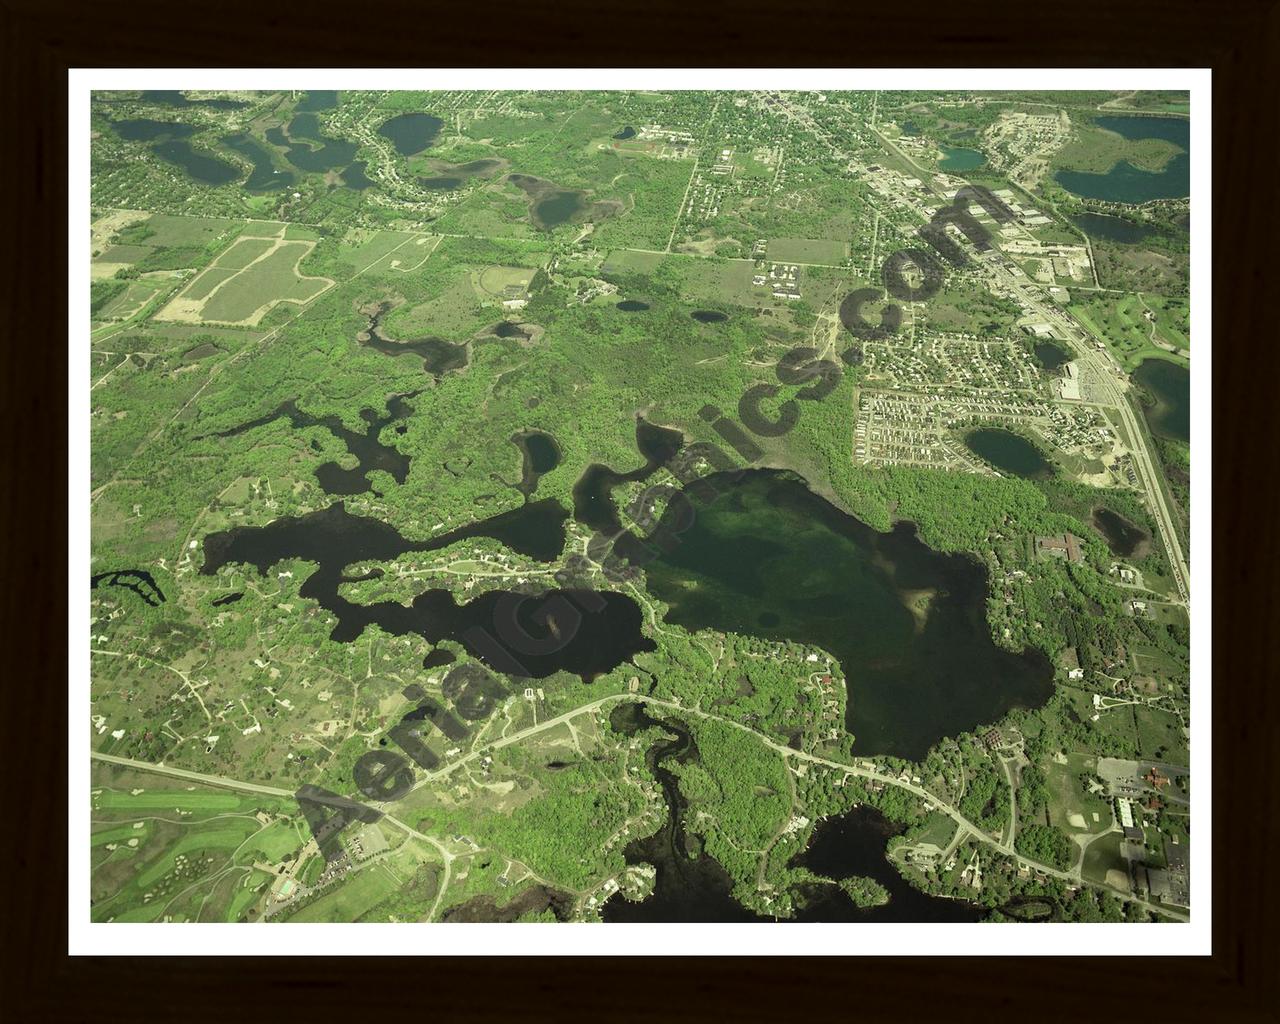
<box><xmin>91</xmin><ymin>751</ymin><xmax>292</xmax><ymax>797</ymax></box>
<box><xmin>91</xmin><ymin>695</ymin><xmax>1187</xmax><ymax>922</ymax></box>
<box><xmin>983</xmin><ymin>253</ymin><xmax>1190</xmax><ymax>604</ymax></box>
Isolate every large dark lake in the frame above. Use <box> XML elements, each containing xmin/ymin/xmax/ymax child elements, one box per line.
<box><xmin>632</xmin><ymin>470</ymin><xmax>1053</xmax><ymax>760</ymax></box>
<box><xmin>379</xmin><ymin>113</ymin><xmax>443</xmax><ymax>156</ymax></box>
<box><xmin>1132</xmin><ymin>358</ymin><xmax>1190</xmax><ymax>443</ymax></box>
<box><xmin>1033</xmin><ymin>341</ymin><xmax>1072</xmax><ymax>372</ymax></box>
<box><xmin>140</xmin><ymin>90</ymin><xmax>246</xmax><ymax>111</ymax></box>
<box><xmin>1056</xmin><ymin>115</ymin><xmax>1189</xmax><ymax>203</ymax></box>
<box><xmin>155</xmin><ymin>140</ymin><xmax>242</xmax><ymax>187</ymax></box>
<box><xmin>201</xmin><ymin>499</ymin><xmax>654</xmax><ymax>679</ymax></box>
<box><xmin>295</xmin><ymin>91</ymin><xmax>339</xmax><ymax>113</ymax></box>
<box><xmin>111</xmin><ymin>120</ymin><xmax>241</xmax><ymax>186</ymax></box>
<box><xmin>512</xmin><ymin>430</ymin><xmax>561</xmax><ymax>498</ymax></box>
<box><xmin>267</xmin><ymin>113</ymin><xmax>358</xmax><ymax>172</ymax></box>
<box><xmin>572</xmin><ymin>419</ymin><xmax>684</xmax><ymax>533</ymax></box>
<box><xmin>534</xmin><ymin>191</ymin><xmax>587</xmax><ymax>227</ymax></box>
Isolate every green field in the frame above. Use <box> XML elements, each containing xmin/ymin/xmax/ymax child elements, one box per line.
<box><xmin>93</xmin><ymin>789</ymin><xmax>246</xmax><ymax>811</ymax></box>
<box><xmin>1134</xmin><ymin>706</ymin><xmax>1188</xmax><ymax>764</ymax></box>
<box><xmin>137</xmin><ymin>214</ymin><xmax>237</xmax><ymax>248</ymax></box>
<box><xmin>767</xmin><ymin>237</ymin><xmax>849</xmax><ymax>264</ymax></box>
<box><xmin>98</xmin><ymin>278</ymin><xmax>167</xmax><ymax>319</ymax></box>
<box><xmin>287</xmin><ymin>862</ymin><xmax>403</xmax><ymax>922</ymax></box>
<box><xmin>95</xmin><ymin>244</ymin><xmax>154</xmax><ymax>265</ymax></box>
<box><xmin>1044</xmin><ymin>757</ymin><xmax>1113</xmax><ymax>835</ymax></box>
<box><xmin>199</xmin><ymin>242</ymin><xmax>330</xmax><ymax>323</ymax></box>
<box><xmin>213</xmin><ymin>236</ymin><xmax>277</xmax><ymax>271</ymax></box>
<box><xmin>1081</xmin><ymin>831</ymin><xmax>1128</xmax><ymax>888</ymax></box>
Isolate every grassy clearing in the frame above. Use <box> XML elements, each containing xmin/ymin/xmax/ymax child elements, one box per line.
<box><xmin>1081</xmin><ymin>830</ymin><xmax>1127</xmax><ymax>887</ymax></box>
<box><xmin>239</xmin><ymin>819</ymin><xmax>305</xmax><ymax>862</ymax></box>
<box><xmin>138</xmin><ymin>214</ymin><xmax>237</xmax><ymax>248</ymax></box>
<box><xmin>1044</xmin><ymin>758</ymin><xmax>1113</xmax><ymax>834</ymax></box>
<box><xmin>914</xmin><ymin>810</ymin><xmax>958</xmax><ymax>847</ymax></box>
<box><xmin>98</xmin><ymin>278</ymin><xmax>167</xmax><ymax>320</ymax></box>
<box><xmin>288</xmin><ymin>862</ymin><xmax>401</xmax><ymax>922</ymax></box>
<box><xmin>603</xmin><ymin>249</ymin><xmax>665</xmax><ymax>274</ymax></box>
<box><xmin>1134</xmin><ymin>706</ymin><xmax>1188</xmax><ymax>763</ymax></box>
<box><xmin>767</xmin><ymin>237</ymin><xmax>849</xmax><ymax>264</ymax></box>
<box><xmin>95</xmin><ymin>244</ymin><xmax>154</xmax><ymax>266</ymax></box>
<box><xmin>240</xmin><ymin>221</ymin><xmax>286</xmax><ymax>239</ymax></box>
<box><xmin>474</xmin><ymin>264</ymin><xmax>536</xmax><ymax>298</ymax></box>
<box><xmin>331</xmin><ymin>229</ymin><xmax>418</xmax><ymax>275</ymax></box>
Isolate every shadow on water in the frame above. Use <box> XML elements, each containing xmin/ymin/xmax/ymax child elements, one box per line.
<box><xmin>572</xmin><ymin>418</ymin><xmax>685</xmax><ymax>533</ymax></box>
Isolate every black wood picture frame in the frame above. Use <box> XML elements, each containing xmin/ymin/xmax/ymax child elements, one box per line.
<box><xmin>3</xmin><ymin>1</ymin><xmax>1275</xmax><ymax>1019</ymax></box>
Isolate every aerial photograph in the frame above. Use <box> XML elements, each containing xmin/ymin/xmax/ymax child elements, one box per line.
<box><xmin>87</xmin><ymin>86</ymin><xmax>1193</xmax><ymax>926</ymax></box>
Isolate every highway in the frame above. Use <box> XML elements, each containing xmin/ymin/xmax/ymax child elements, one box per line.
<box><xmin>90</xmin><ymin>751</ymin><xmax>292</xmax><ymax>797</ymax></box>
<box><xmin>983</xmin><ymin>253</ymin><xmax>1190</xmax><ymax>604</ymax></box>
<box><xmin>859</xmin><ymin>115</ymin><xmax>1189</xmax><ymax>605</ymax></box>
